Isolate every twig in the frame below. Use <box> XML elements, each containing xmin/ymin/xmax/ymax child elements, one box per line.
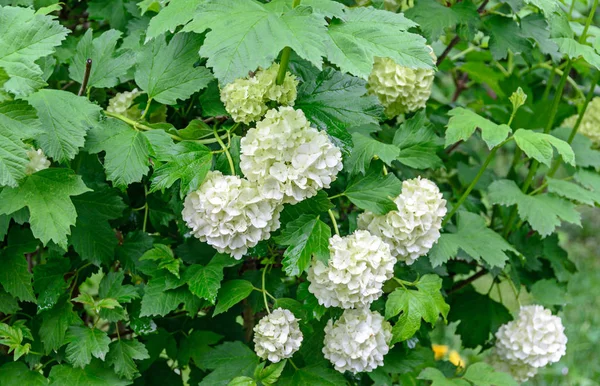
<box><xmin>78</xmin><ymin>59</ymin><xmax>92</xmax><ymax>97</ymax></box>
<box><xmin>447</xmin><ymin>269</ymin><xmax>488</xmax><ymax>295</ymax></box>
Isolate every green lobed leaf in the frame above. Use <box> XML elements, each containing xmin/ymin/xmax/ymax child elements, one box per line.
<box><xmin>0</xmin><ymin>362</ymin><xmax>48</xmax><ymax>386</ymax></box>
<box><xmin>213</xmin><ymin>279</ymin><xmax>254</xmax><ymax>316</ymax></box>
<box><xmin>274</xmin><ymin>214</ymin><xmax>331</xmax><ymax>276</ymax></box>
<box><xmin>325</xmin><ymin>7</ymin><xmax>432</xmax><ymax>79</ymax></box>
<box><xmin>69</xmin><ymin>29</ymin><xmax>136</xmax><ymax>90</ymax></box>
<box><xmin>429</xmin><ymin>211</ymin><xmax>519</xmax><ymax>268</ymax></box>
<box><xmin>485</xmin><ymin>15</ymin><xmax>532</xmax><ymax>60</ymax></box>
<box><xmin>48</xmin><ymin>360</ymin><xmax>132</xmax><ymax>386</ymax></box>
<box><xmin>87</xmin><ymin>0</ymin><xmax>131</xmax><ymax>31</ymax></box>
<box><xmin>553</xmin><ymin>37</ymin><xmax>600</xmax><ymax>70</ymax></box>
<box><xmin>65</xmin><ymin>326</ymin><xmax>111</xmax><ymax>368</ymax></box>
<box><xmin>33</xmin><ymin>257</ymin><xmax>70</xmax><ymax>312</ymax></box>
<box><xmin>140</xmin><ymin>244</ymin><xmax>181</xmax><ymax>278</ymax></box>
<box><xmin>0</xmin><ymin>168</ymin><xmax>91</xmax><ymax>249</ymax></box>
<box><xmin>0</xmin><ymin>288</ymin><xmax>20</xmax><ymax>314</ymax></box>
<box><xmin>185</xmin><ymin>253</ymin><xmax>238</xmax><ymax>304</ymax></box>
<box><xmin>183</xmin><ymin>0</ymin><xmax>328</xmax><ymax>84</ymax></box>
<box><xmin>39</xmin><ymin>298</ymin><xmax>81</xmax><ymax>354</ymax></box>
<box><xmin>488</xmin><ymin>179</ymin><xmax>581</xmax><ymax>237</ymax></box>
<box><xmin>393</xmin><ymin>111</ymin><xmax>443</xmax><ymax>169</ymax></box>
<box><xmin>462</xmin><ymin>362</ymin><xmax>518</xmax><ymax>386</ymax></box>
<box><xmin>405</xmin><ymin>0</ymin><xmax>480</xmax><ymax>42</ymax></box>
<box><xmin>343</xmin><ymin>162</ymin><xmax>402</xmax><ymax>215</ymax></box>
<box><xmin>345</xmin><ymin>131</ymin><xmax>400</xmax><ymax>175</ymax></box>
<box><xmin>418</xmin><ymin>368</ymin><xmax>470</xmax><ymax>386</ymax></box>
<box><xmin>197</xmin><ymin>341</ymin><xmax>259</xmax><ymax>386</ymax></box>
<box><xmin>145</xmin><ymin>0</ymin><xmax>203</xmax><ymax>41</ymax></box>
<box><xmin>513</xmin><ymin>129</ymin><xmax>575</xmax><ymax>167</ymax></box>
<box><xmin>0</xmin><ymin>6</ymin><xmax>68</xmax><ymax>97</ymax></box>
<box><xmin>0</xmin><ymin>228</ymin><xmax>38</xmax><ymax>302</ymax></box>
<box><xmin>28</xmin><ymin>89</ymin><xmax>102</xmax><ymax>162</ymax></box>
<box><xmin>106</xmin><ymin>338</ymin><xmax>150</xmax><ymax>380</ymax></box>
<box><xmin>279</xmin><ymin>364</ymin><xmax>347</xmax><ymax>386</ymax></box>
<box><xmin>445</xmin><ymin>107</ymin><xmax>512</xmax><ymax>149</ymax></box>
<box><xmin>546</xmin><ymin>177</ymin><xmax>599</xmax><ymax>206</ymax></box>
<box><xmin>0</xmin><ymin>105</ymin><xmax>35</xmax><ymax>187</ymax></box>
<box><xmin>530</xmin><ymin>278</ymin><xmax>569</xmax><ymax>307</ymax></box>
<box><xmin>135</xmin><ymin>32</ymin><xmax>213</xmax><ymax>105</ymax></box>
<box><xmin>140</xmin><ymin>275</ymin><xmax>192</xmax><ymax>317</ymax></box>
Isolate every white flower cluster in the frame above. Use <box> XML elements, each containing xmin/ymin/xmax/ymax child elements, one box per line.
<box><xmin>562</xmin><ymin>97</ymin><xmax>600</xmax><ymax>145</ymax></box>
<box><xmin>367</xmin><ymin>48</ymin><xmax>436</xmax><ymax>118</ymax></box>
<box><xmin>220</xmin><ymin>64</ymin><xmax>298</xmax><ymax>124</ymax></box>
<box><xmin>323</xmin><ymin>308</ymin><xmax>393</xmax><ymax>374</ymax></box>
<box><xmin>486</xmin><ymin>349</ymin><xmax>538</xmax><ymax>383</ymax></box>
<box><xmin>240</xmin><ymin>107</ymin><xmax>343</xmax><ymax>204</ymax></box>
<box><xmin>308</xmin><ymin>231</ymin><xmax>395</xmax><ymax>309</ymax></box>
<box><xmin>358</xmin><ymin>177</ymin><xmax>446</xmax><ymax>265</ymax></box>
<box><xmin>107</xmin><ymin>88</ymin><xmax>143</xmax><ymax>117</ymax></box>
<box><xmin>253</xmin><ymin>308</ymin><xmax>303</xmax><ymax>363</ymax></box>
<box><xmin>488</xmin><ymin>305</ymin><xmax>567</xmax><ymax>382</ymax></box>
<box><xmin>182</xmin><ymin>171</ymin><xmax>282</xmax><ymax>259</ymax></box>
<box><xmin>25</xmin><ymin>148</ymin><xmax>51</xmax><ymax>175</ymax></box>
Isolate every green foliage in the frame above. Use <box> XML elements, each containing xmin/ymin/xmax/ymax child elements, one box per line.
<box><xmin>0</xmin><ymin>0</ymin><xmax>595</xmax><ymax>383</ymax></box>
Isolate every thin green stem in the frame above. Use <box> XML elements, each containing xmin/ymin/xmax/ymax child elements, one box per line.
<box><xmin>276</xmin><ymin>0</ymin><xmax>301</xmax><ymax>85</ymax></box>
<box><xmin>504</xmin><ymin>274</ymin><xmax>522</xmax><ymax>307</ymax></box>
<box><xmin>214</xmin><ymin>126</ymin><xmax>236</xmax><ymax>175</ymax></box>
<box><xmin>580</xmin><ymin>0</ymin><xmax>598</xmax><ymax>43</ymax></box>
<box><xmin>443</xmin><ymin>137</ymin><xmax>512</xmax><ymax>226</ymax></box>
<box><xmin>289</xmin><ymin>358</ymin><xmax>299</xmax><ymax>371</ymax></box>
<box><xmin>328</xmin><ymin>193</ymin><xmax>344</xmax><ymax>200</ymax></box>
<box><xmin>328</xmin><ymin>209</ymin><xmax>340</xmax><ymax>236</ymax></box>
<box><xmin>262</xmin><ymin>264</ymin><xmax>271</xmax><ymax>314</ymax></box>
<box><xmin>142</xmin><ymin>185</ymin><xmax>149</xmax><ymax>233</ymax></box>
<box><xmin>140</xmin><ymin>98</ymin><xmax>152</xmax><ymax>121</ymax></box>
<box><xmin>537</xmin><ymin>63</ymin><xmax>585</xmax><ymax>100</ymax></box>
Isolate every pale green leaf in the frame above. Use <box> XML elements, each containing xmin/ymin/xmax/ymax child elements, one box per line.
<box><xmin>463</xmin><ymin>362</ymin><xmax>518</xmax><ymax>386</ymax></box>
<box><xmin>547</xmin><ymin>177</ymin><xmax>599</xmax><ymax>206</ymax></box>
<box><xmin>326</xmin><ymin>7</ymin><xmax>432</xmax><ymax>79</ymax></box>
<box><xmin>0</xmin><ymin>6</ymin><xmax>68</xmax><ymax>97</ymax></box>
<box><xmin>428</xmin><ymin>211</ymin><xmax>518</xmax><ymax>268</ymax></box>
<box><xmin>0</xmin><ymin>168</ymin><xmax>91</xmax><ymax>248</ymax></box>
<box><xmin>343</xmin><ymin>163</ymin><xmax>402</xmax><ymax>215</ymax></box>
<box><xmin>445</xmin><ymin>107</ymin><xmax>512</xmax><ymax>149</ymax></box>
<box><xmin>184</xmin><ymin>0</ymin><xmax>328</xmax><ymax>83</ymax></box>
<box><xmin>135</xmin><ymin>32</ymin><xmax>213</xmax><ymax>104</ymax></box>
<box><xmin>65</xmin><ymin>326</ymin><xmax>111</xmax><ymax>368</ymax></box>
<box><xmin>69</xmin><ymin>29</ymin><xmax>136</xmax><ymax>89</ymax></box>
<box><xmin>488</xmin><ymin>179</ymin><xmax>580</xmax><ymax>237</ymax></box>
<box><xmin>145</xmin><ymin>0</ymin><xmax>203</xmax><ymax>41</ymax></box>
<box><xmin>513</xmin><ymin>129</ymin><xmax>575</xmax><ymax>167</ymax></box>
<box><xmin>553</xmin><ymin>37</ymin><xmax>600</xmax><ymax>70</ymax></box>
<box><xmin>274</xmin><ymin>214</ymin><xmax>331</xmax><ymax>276</ymax></box>
<box><xmin>228</xmin><ymin>377</ymin><xmax>256</xmax><ymax>386</ymax></box>
<box><xmin>140</xmin><ymin>244</ymin><xmax>181</xmax><ymax>278</ymax></box>
<box><xmin>418</xmin><ymin>368</ymin><xmax>470</xmax><ymax>386</ymax></box>
<box><xmin>530</xmin><ymin>278</ymin><xmax>568</xmax><ymax>307</ymax></box>
<box><xmin>213</xmin><ymin>280</ymin><xmax>254</xmax><ymax>316</ymax></box>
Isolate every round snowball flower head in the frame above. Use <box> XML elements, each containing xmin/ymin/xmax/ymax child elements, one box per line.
<box><xmin>253</xmin><ymin>307</ymin><xmax>303</xmax><ymax>363</ymax></box>
<box><xmin>182</xmin><ymin>171</ymin><xmax>282</xmax><ymax>259</ymax></box>
<box><xmin>25</xmin><ymin>148</ymin><xmax>51</xmax><ymax>175</ymax></box>
<box><xmin>495</xmin><ymin>305</ymin><xmax>567</xmax><ymax>368</ymax></box>
<box><xmin>307</xmin><ymin>231</ymin><xmax>395</xmax><ymax>309</ymax></box>
<box><xmin>323</xmin><ymin>308</ymin><xmax>392</xmax><ymax>374</ymax></box>
<box><xmin>562</xmin><ymin>97</ymin><xmax>600</xmax><ymax>145</ymax></box>
<box><xmin>255</xmin><ymin>63</ymin><xmax>298</xmax><ymax>106</ymax></box>
<box><xmin>358</xmin><ymin>177</ymin><xmax>446</xmax><ymax>265</ymax></box>
<box><xmin>487</xmin><ymin>349</ymin><xmax>538</xmax><ymax>383</ymax></box>
<box><xmin>107</xmin><ymin>88</ymin><xmax>143</xmax><ymax>117</ymax></box>
<box><xmin>240</xmin><ymin>107</ymin><xmax>343</xmax><ymax>204</ymax></box>
<box><xmin>220</xmin><ymin>77</ymin><xmax>268</xmax><ymax>124</ymax></box>
<box><xmin>367</xmin><ymin>47</ymin><xmax>436</xmax><ymax>117</ymax></box>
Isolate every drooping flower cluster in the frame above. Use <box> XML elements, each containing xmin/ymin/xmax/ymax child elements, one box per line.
<box><xmin>240</xmin><ymin>107</ymin><xmax>343</xmax><ymax>204</ymax></box>
<box><xmin>489</xmin><ymin>305</ymin><xmax>567</xmax><ymax>382</ymax></box>
<box><xmin>562</xmin><ymin>96</ymin><xmax>600</xmax><ymax>145</ymax></box>
<box><xmin>182</xmin><ymin>171</ymin><xmax>282</xmax><ymax>259</ymax></box>
<box><xmin>358</xmin><ymin>177</ymin><xmax>447</xmax><ymax>265</ymax></box>
<box><xmin>253</xmin><ymin>308</ymin><xmax>303</xmax><ymax>363</ymax></box>
<box><xmin>220</xmin><ymin>64</ymin><xmax>298</xmax><ymax>124</ymax></box>
<box><xmin>308</xmin><ymin>231</ymin><xmax>395</xmax><ymax>309</ymax></box>
<box><xmin>323</xmin><ymin>308</ymin><xmax>393</xmax><ymax>374</ymax></box>
<box><xmin>25</xmin><ymin>148</ymin><xmax>51</xmax><ymax>175</ymax></box>
<box><xmin>107</xmin><ymin>88</ymin><xmax>143</xmax><ymax>118</ymax></box>
<box><xmin>367</xmin><ymin>47</ymin><xmax>436</xmax><ymax>117</ymax></box>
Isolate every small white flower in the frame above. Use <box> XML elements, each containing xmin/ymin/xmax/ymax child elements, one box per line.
<box><xmin>240</xmin><ymin>107</ymin><xmax>343</xmax><ymax>204</ymax></box>
<box><xmin>182</xmin><ymin>171</ymin><xmax>282</xmax><ymax>259</ymax></box>
<box><xmin>495</xmin><ymin>305</ymin><xmax>567</xmax><ymax>368</ymax></box>
<box><xmin>323</xmin><ymin>308</ymin><xmax>392</xmax><ymax>374</ymax></box>
<box><xmin>358</xmin><ymin>177</ymin><xmax>446</xmax><ymax>265</ymax></box>
<box><xmin>308</xmin><ymin>231</ymin><xmax>395</xmax><ymax>309</ymax></box>
<box><xmin>562</xmin><ymin>97</ymin><xmax>600</xmax><ymax>145</ymax></box>
<box><xmin>253</xmin><ymin>308</ymin><xmax>303</xmax><ymax>363</ymax></box>
<box><xmin>25</xmin><ymin>148</ymin><xmax>51</xmax><ymax>175</ymax></box>
<box><xmin>487</xmin><ymin>349</ymin><xmax>538</xmax><ymax>383</ymax></box>
<box><xmin>367</xmin><ymin>48</ymin><xmax>436</xmax><ymax>117</ymax></box>
<box><xmin>107</xmin><ymin>88</ymin><xmax>143</xmax><ymax>116</ymax></box>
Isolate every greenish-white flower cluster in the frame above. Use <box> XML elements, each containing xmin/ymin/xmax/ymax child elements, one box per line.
<box><xmin>220</xmin><ymin>64</ymin><xmax>298</xmax><ymax>124</ymax></box>
<box><xmin>562</xmin><ymin>96</ymin><xmax>600</xmax><ymax>145</ymax></box>
<box><xmin>240</xmin><ymin>107</ymin><xmax>343</xmax><ymax>204</ymax></box>
<box><xmin>182</xmin><ymin>171</ymin><xmax>282</xmax><ymax>259</ymax></box>
<box><xmin>489</xmin><ymin>305</ymin><xmax>568</xmax><ymax>382</ymax></box>
<box><xmin>308</xmin><ymin>231</ymin><xmax>395</xmax><ymax>309</ymax></box>
<box><xmin>358</xmin><ymin>177</ymin><xmax>447</xmax><ymax>265</ymax></box>
<box><xmin>25</xmin><ymin>148</ymin><xmax>51</xmax><ymax>175</ymax></box>
<box><xmin>253</xmin><ymin>308</ymin><xmax>303</xmax><ymax>363</ymax></box>
<box><xmin>367</xmin><ymin>48</ymin><xmax>436</xmax><ymax>117</ymax></box>
<box><xmin>323</xmin><ymin>308</ymin><xmax>393</xmax><ymax>374</ymax></box>
<box><xmin>107</xmin><ymin>88</ymin><xmax>143</xmax><ymax>118</ymax></box>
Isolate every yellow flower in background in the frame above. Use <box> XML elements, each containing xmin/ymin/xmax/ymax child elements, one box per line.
<box><xmin>432</xmin><ymin>344</ymin><xmax>448</xmax><ymax>360</ymax></box>
<box><xmin>449</xmin><ymin>350</ymin><xmax>466</xmax><ymax>368</ymax></box>
<box><xmin>432</xmin><ymin>345</ymin><xmax>466</xmax><ymax>368</ymax></box>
